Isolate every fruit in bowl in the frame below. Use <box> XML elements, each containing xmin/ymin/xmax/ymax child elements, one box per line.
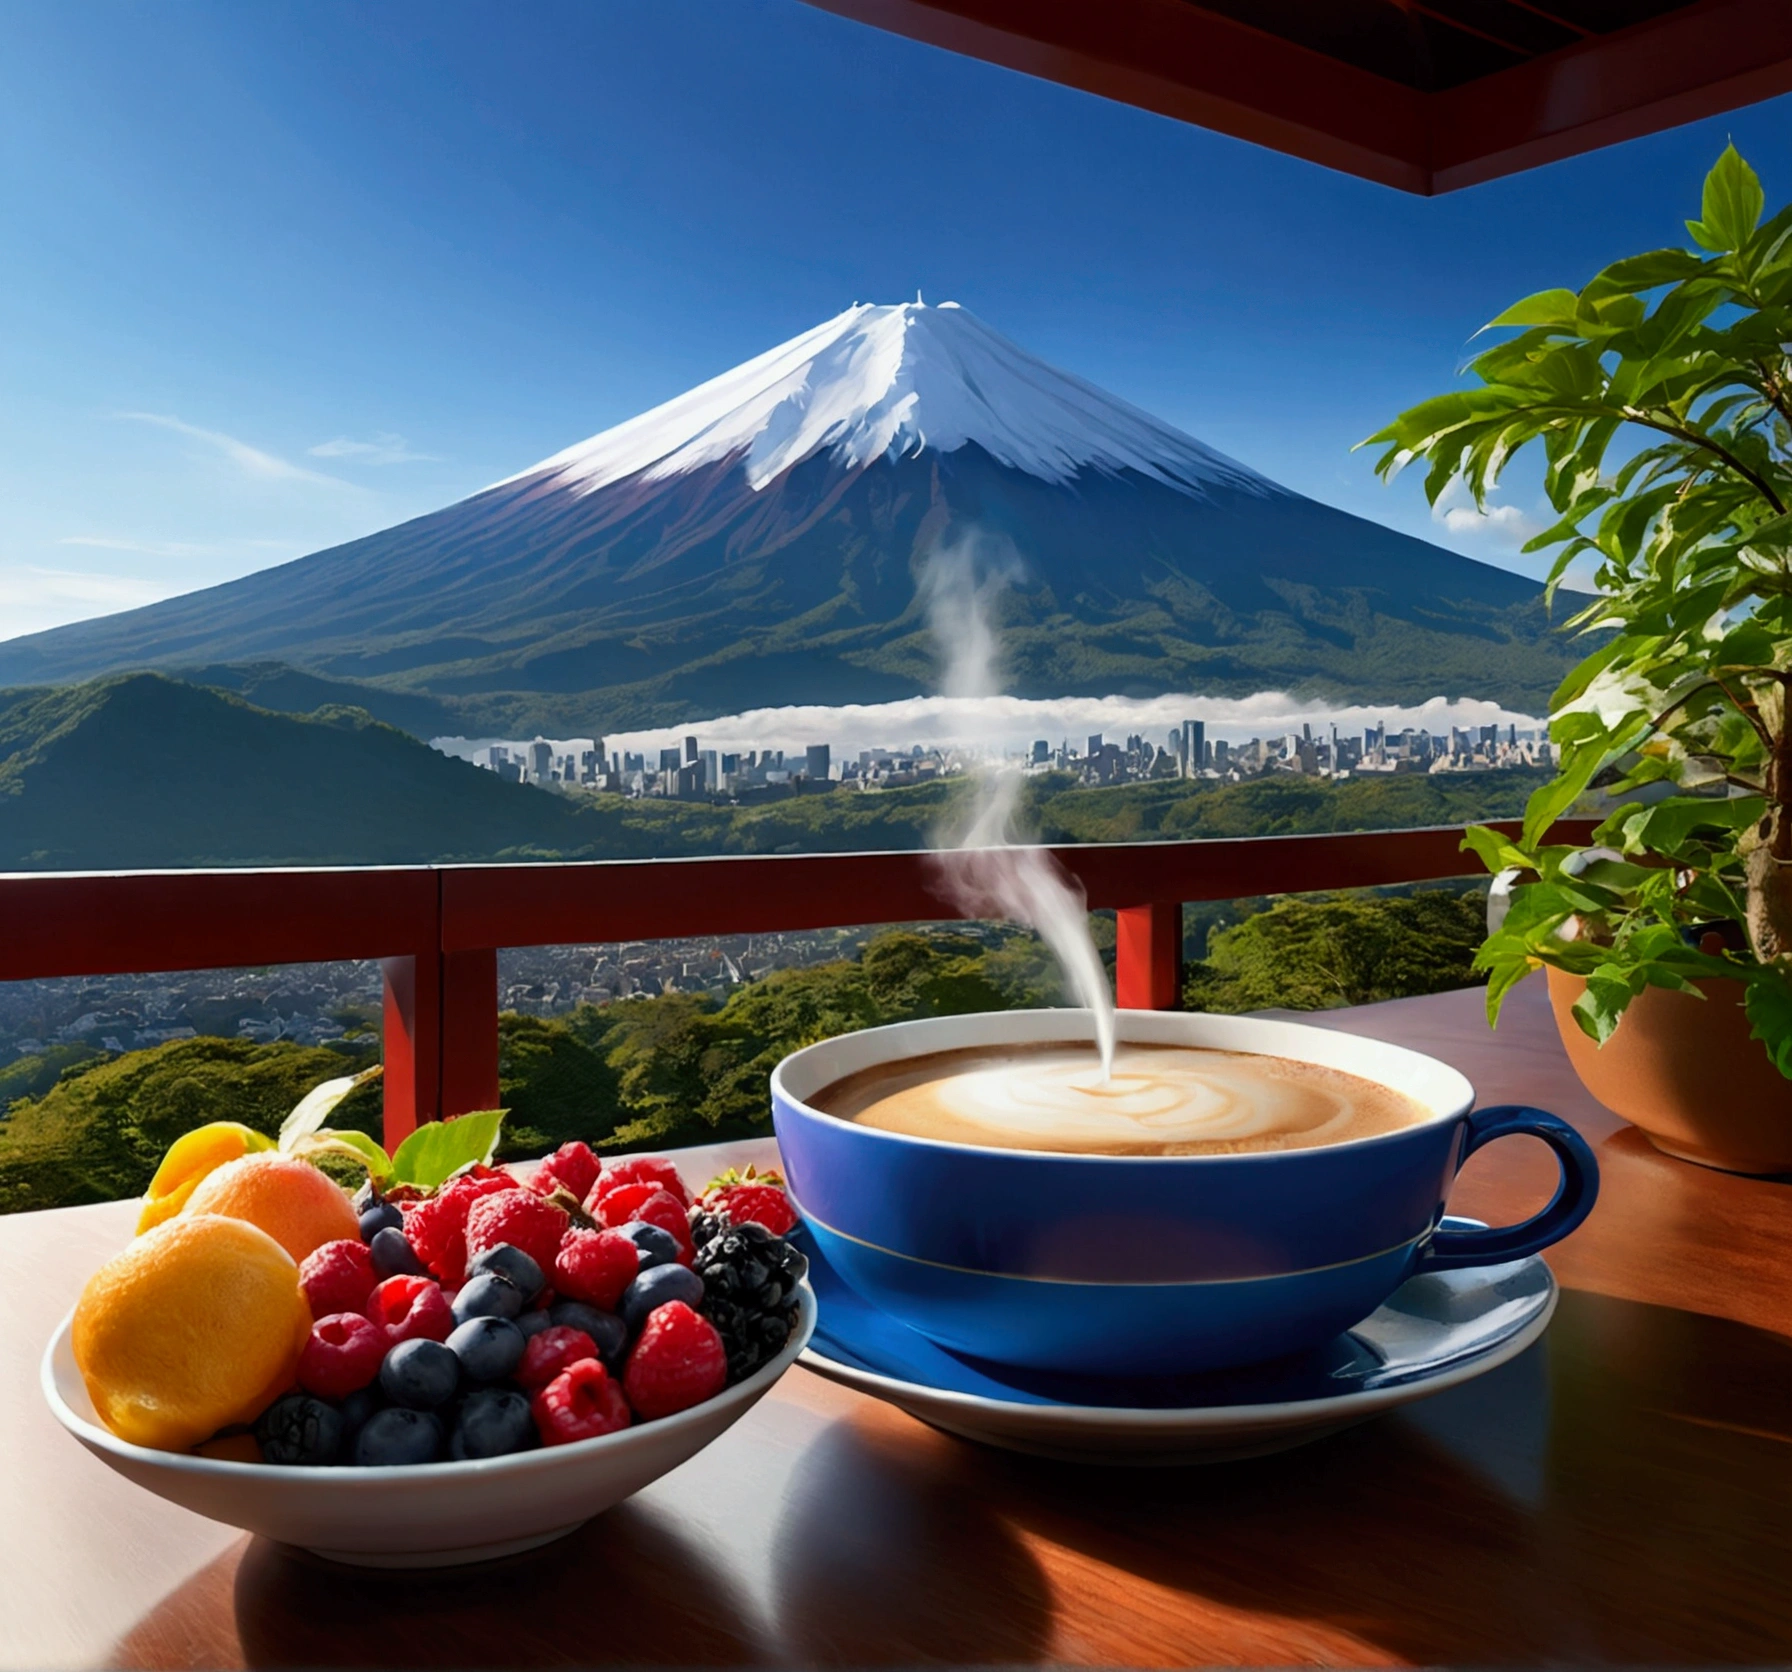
<box><xmin>47</xmin><ymin>1112</ymin><xmax>813</xmax><ymax>1566</ymax></box>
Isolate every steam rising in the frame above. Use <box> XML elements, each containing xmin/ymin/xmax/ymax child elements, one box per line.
<box><xmin>920</xmin><ymin>534</ymin><xmax>1117</xmax><ymax>1078</ymax></box>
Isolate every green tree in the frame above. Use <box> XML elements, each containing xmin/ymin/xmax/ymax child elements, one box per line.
<box><xmin>1184</xmin><ymin>890</ymin><xmax>1487</xmax><ymax>1013</ymax></box>
<box><xmin>0</xmin><ymin>1036</ymin><xmax>380</xmax><ymax>1214</ymax></box>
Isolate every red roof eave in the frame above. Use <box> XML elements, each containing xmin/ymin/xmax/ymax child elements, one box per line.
<box><xmin>806</xmin><ymin>0</ymin><xmax>1792</xmax><ymax>194</ymax></box>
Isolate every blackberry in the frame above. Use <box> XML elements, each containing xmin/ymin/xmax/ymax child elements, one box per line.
<box><xmin>693</xmin><ymin>1220</ymin><xmax>808</xmax><ymax>1381</ymax></box>
<box><xmin>689</xmin><ymin>1208</ymin><xmax>729</xmax><ymax>1250</ymax></box>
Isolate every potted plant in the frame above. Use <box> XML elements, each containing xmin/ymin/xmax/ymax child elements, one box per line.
<box><xmin>1366</xmin><ymin>145</ymin><xmax>1792</xmax><ymax>1173</ymax></box>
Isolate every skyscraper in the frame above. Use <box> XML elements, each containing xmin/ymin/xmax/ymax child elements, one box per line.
<box><xmin>1180</xmin><ymin>719</ymin><xmax>1206</xmax><ymax>778</ymax></box>
<box><xmin>805</xmin><ymin>744</ymin><xmax>831</xmax><ymax>782</ymax></box>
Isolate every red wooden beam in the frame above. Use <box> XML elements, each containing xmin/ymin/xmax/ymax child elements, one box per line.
<box><xmin>1115</xmin><ymin>902</ymin><xmax>1182</xmax><ymax>1009</ymax></box>
<box><xmin>1432</xmin><ymin>0</ymin><xmax>1792</xmax><ymax>192</ymax></box>
<box><xmin>0</xmin><ymin>866</ymin><xmax>438</xmax><ymax>981</ymax></box>
<box><xmin>801</xmin><ymin>0</ymin><xmax>1792</xmax><ymax>194</ymax></box>
<box><xmin>437</xmin><ymin>821</ymin><xmax>1589</xmax><ymax>951</ymax></box>
<box><xmin>440</xmin><ymin>948</ymin><xmax>501</xmax><ymax>1120</ymax></box>
<box><xmin>803</xmin><ymin>0</ymin><xmax>1431</xmax><ymax>191</ymax></box>
<box><xmin>379</xmin><ymin>954</ymin><xmax>439</xmax><ymax>1148</ymax></box>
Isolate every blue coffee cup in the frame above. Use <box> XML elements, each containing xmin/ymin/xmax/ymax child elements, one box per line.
<box><xmin>771</xmin><ymin>1009</ymin><xmax>1597</xmax><ymax>1375</ymax></box>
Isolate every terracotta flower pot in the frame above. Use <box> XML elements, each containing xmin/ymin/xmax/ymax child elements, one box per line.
<box><xmin>1545</xmin><ymin>966</ymin><xmax>1792</xmax><ymax>1174</ymax></box>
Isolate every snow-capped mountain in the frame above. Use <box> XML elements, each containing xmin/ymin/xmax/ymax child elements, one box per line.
<box><xmin>501</xmin><ymin>301</ymin><xmax>1273</xmax><ymax>498</ymax></box>
<box><xmin>0</xmin><ymin>302</ymin><xmax>1571</xmax><ymax>730</ymax></box>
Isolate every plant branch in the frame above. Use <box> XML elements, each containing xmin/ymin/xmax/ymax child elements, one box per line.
<box><xmin>1617</xmin><ymin>406</ymin><xmax>1788</xmax><ymax>516</ymax></box>
<box><xmin>1713</xmin><ymin>675</ymin><xmax>1777</xmax><ymax>749</ymax></box>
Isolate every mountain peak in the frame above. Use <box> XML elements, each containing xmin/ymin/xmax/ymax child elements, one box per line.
<box><xmin>500</xmin><ymin>300</ymin><xmax>1276</xmax><ymax>500</ymax></box>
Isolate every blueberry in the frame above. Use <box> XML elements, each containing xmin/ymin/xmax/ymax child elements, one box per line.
<box><xmin>359</xmin><ymin>1201</ymin><xmax>404</xmax><ymax>1243</ymax></box>
<box><xmin>449</xmin><ymin>1389</ymin><xmax>534</xmax><ymax>1460</ymax></box>
<box><xmin>451</xmin><ymin>1270</ymin><xmax>523</xmax><ymax>1324</ymax></box>
<box><xmin>353</xmin><ymin>1406</ymin><xmax>443</xmax><ymax>1466</ymax></box>
<box><xmin>515</xmin><ymin>1309</ymin><xmax>554</xmax><ymax>1339</ymax></box>
<box><xmin>619</xmin><ymin>1262</ymin><xmax>705</xmax><ymax>1335</ymax></box>
<box><xmin>337</xmin><ymin>1385</ymin><xmax>383</xmax><ymax>1440</ymax></box>
<box><xmin>616</xmin><ymin>1221</ymin><xmax>680</xmax><ymax>1271</ymax></box>
<box><xmin>447</xmin><ymin>1315</ymin><xmax>526</xmax><ymax>1383</ymax></box>
<box><xmin>549</xmin><ymin>1300</ymin><xmax>628</xmax><ymax>1367</ymax></box>
<box><xmin>379</xmin><ymin>1338</ymin><xmax>460</xmax><ymax>1409</ymax></box>
<box><xmin>369</xmin><ymin>1225</ymin><xmax>427</xmax><ymax>1278</ymax></box>
<box><xmin>352</xmin><ymin>1179</ymin><xmax>379</xmax><ymax>1215</ymax></box>
<box><xmin>467</xmin><ymin>1243</ymin><xmax>544</xmax><ymax>1302</ymax></box>
<box><xmin>256</xmin><ymin>1394</ymin><xmax>344</xmax><ymax>1466</ymax></box>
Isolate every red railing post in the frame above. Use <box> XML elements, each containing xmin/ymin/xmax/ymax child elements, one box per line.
<box><xmin>380</xmin><ymin>953</ymin><xmax>440</xmax><ymax>1149</ymax></box>
<box><xmin>441</xmin><ymin>948</ymin><xmax>501</xmax><ymax>1118</ymax></box>
<box><xmin>1115</xmin><ymin>902</ymin><xmax>1182</xmax><ymax>1010</ymax></box>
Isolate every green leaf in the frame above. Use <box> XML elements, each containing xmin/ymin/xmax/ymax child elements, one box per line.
<box><xmin>1461</xmin><ymin>825</ymin><xmax>1533</xmax><ymax>876</ymax></box>
<box><xmin>289</xmin><ymin>1129</ymin><xmax>393</xmax><ymax>1186</ymax></box>
<box><xmin>1572</xmin><ymin>967</ymin><xmax>1645</xmax><ymax>1044</ymax></box>
<box><xmin>1483</xmin><ymin>288</ymin><xmax>1581</xmax><ymax>332</ymax></box>
<box><xmin>1692</xmin><ymin>144</ymin><xmax>1765</xmax><ymax>255</ymax></box>
<box><xmin>1744</xmin><ymin>975</ymin><xmax>1792</xmax><ymax>1079</ymax></box>
<box><xmin>279</xmin><ymin>1064</ymin><xmax>384</xmax><ymax>1152</ymax></box>
<box><xmin>1483</xmin><ymin>955</ymin><xmax>1536</xmax><ymax>1027</ymax></box>
<box><xmin>1600</xmin><ymin>249</ymin><xmax>1709</xmax><ymax>290</ymax></box>
<box><xmin>388</xmin><ymin>1109</ymin><xmax>506</xmax><ymax>1190</ymax></box>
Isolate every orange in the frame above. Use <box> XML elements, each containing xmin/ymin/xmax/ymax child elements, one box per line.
<box><xmin>72</xmin><ymin>1213</ymin><xmax>311</xmax><ymax>1452</ymax></box>
<box><xmin>181</xmin><ymin>1152</ymin><xmax>359</xmax><ymax>1263</ymax></box>
<box><xmin>137</xmin><ymin>1121</ymin><xmax>275</xmax><ymax>1234</ymax></box>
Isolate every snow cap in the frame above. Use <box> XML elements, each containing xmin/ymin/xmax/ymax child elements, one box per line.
<box><xmin>499</xmin><ymin>301</ymin><xmax>1273</xmax><ymax>499</ymax></box>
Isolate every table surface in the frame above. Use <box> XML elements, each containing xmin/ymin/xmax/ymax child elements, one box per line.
<box><xmin>4</xmin><ymin>977</ymin><xmax>1791</xmax><ymax>1669</ymax></box>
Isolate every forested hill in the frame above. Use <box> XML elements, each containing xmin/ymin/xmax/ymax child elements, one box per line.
<box><xmin>0</xmin><ymin>672</ymin><xmax>1544</xmax><ymax>871</ymax></box>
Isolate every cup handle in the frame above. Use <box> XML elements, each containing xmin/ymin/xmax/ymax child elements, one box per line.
<box><xmin>1415</xmin><ymin>1105</ymin><xmax>1599</xmax><ymax>1273</ymax></box>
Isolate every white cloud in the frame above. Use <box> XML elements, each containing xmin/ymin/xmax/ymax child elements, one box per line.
<box><xmin>114</xmin><ymin>411</ymin><xmax>356</xmax><ymax>489</ymax></box>
<box><xmin>0</xmin><ymin>564</ymin><xmax>177</xmax><ymax>641</ymax></box>
<box><xmin>434</xmin><ymin>690</ymin><xmax>1544</xmax><ymax>761</ymax></box>
<box><xmin>1430</xmin><ymin>478</ymin><xmax>1542</xmax><ymax>545</ymax></box>
<box><xmin>58</xmin><ymin>534</ymin><xmax>290</xmax><ymax>559</ymax></box>
<box><xmin>308</xmin><ymin>432</ymin><xmax>440</xmax><ymax>465</ymax></box>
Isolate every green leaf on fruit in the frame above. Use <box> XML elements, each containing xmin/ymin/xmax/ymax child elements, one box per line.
<box><xmin>388</xmin><ymin>1108</ymin><xmax>506</xmax><ymax>1190</ymax></box>
<box><xmin>289</xmin><ymin>1128</ymin><xmax>394</xmax><ymax>1186</ymax></box>
<box><xmin>278</xmin><ymin>1065</ymin><xmax>384</xmax><ymax>1153</ymax></box>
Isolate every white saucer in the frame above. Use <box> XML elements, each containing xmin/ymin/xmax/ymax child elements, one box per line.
<box><xmin>797</xmin><ymin>1220</ymin><xmax>1556</xmax><ymax>1465</ymax></box>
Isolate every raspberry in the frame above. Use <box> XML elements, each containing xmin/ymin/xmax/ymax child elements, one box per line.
<box><xmin>589</xmin><ymin>1155</ymin><xmax>689</xmax><ymax>1210</ymax></box>
<box><xmin>623</xmin><ymin>1300</ymin><xmax>728</xmax><ymax>1419</ymax></box>
<box><xmin>299</xmin><ymin>1238</ymin><xmax>378</xmax><ymax>1319</ymax></box>
<box><xmin>588</xmin><ymin>1180</ymin><xmax>660</xmax><ymax>1227</ymax></box>
<box><xmin>403</xmin><ymin>1173</ymin><xmax>511</xmax><ymax>1283</ymax></box>
<box><xmin>529</xmin><ymin>1141</ymin><xmax>601</xmax><ymax>1202</ymax></box>
<box><xmin>465</xmin><ymin>1188</ymin><xmax>568</xmax><ymax>1278</ymax></box>
<box><xmin>631</xmin><ymin>1189</ymin><xmax>696</xmax><ymax>1264</ymax></box>
<box><xmin>364</xmin><ymin>1274</ymin><xmax>453</xmax><ymax>1347</ymax></box>
<box><xmin>532</xmin><ymin>1358</ymin><xmax>632</xmax><ymax>1445</ymax></box>
<box><xmin>298</xmin><ymin>1311</ymin><xmax>386</xmax><ymax>1399</ymax></box>
<box><xmin>554</xmin><ymin>1227</ymin><xmax>639</xmax><ymax>1311</ymax></box>
<box><xmin>516</xmin><ymin>1324</ymin><xmax>599</xmax><ymax>1391</ymax></box>
<box><xmin>703</xmin><ymin>1183</ymin><xmax>799</xmax><ymax>1237</ymax></box>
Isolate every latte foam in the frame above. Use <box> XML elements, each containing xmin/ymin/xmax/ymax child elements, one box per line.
<box><xmin>813</xmin><ymin>1043</ymin><xmax>1428</xmax><ymax>1155</ymax></box>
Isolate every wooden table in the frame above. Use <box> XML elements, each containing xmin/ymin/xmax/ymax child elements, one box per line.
<box><xmin>4</xmin><ymin>976</ymin><xmax>1790</xmax><ymax>1668</ymax></box>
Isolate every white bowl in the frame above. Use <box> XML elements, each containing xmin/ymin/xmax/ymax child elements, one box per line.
<box><xmin>43</xmin><ymin>1283</ymin><xmax>814</xmax><ymax>1567</ymax></box>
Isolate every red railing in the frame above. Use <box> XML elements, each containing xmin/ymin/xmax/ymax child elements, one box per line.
<box><xmin>0</xmin><ymin>820</ymin><xmax>1592</xmax><ymax>1149</ymax></box>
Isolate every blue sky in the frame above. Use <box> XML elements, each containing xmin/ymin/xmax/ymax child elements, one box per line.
<box><xmin>3</xmin><ymin>0</ymin><xmax>1790</xmax><ymax>640</ymax></box>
